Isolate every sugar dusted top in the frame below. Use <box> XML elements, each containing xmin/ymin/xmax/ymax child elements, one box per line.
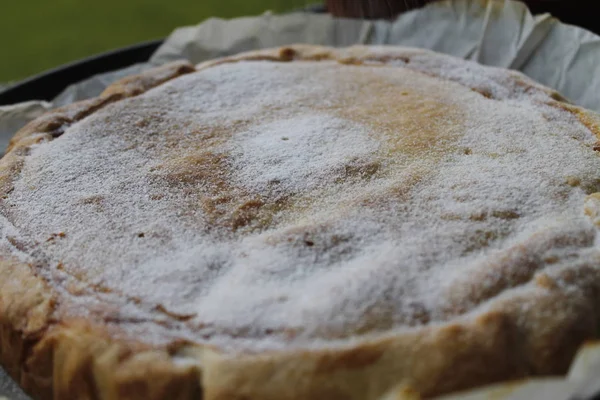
<box><xmin>2</xmin><ymin>48</ymin><xmax>600</xmax><ymax>352</ymax></box>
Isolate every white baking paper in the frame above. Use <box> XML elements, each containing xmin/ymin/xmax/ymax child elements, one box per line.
<box><xmin>150</xmin><ymin>0</ymin><xmax>600</xmax><ymax>112</ymax></box>
<box><xmin>0</xmin><ymin>369</ymin><xmax>28</xmax><ymax>400</ymax></box>
<box><xmin>1</xmin><ymin>0</ymin><xmax>600</xmax><ymax>398</ymax></box>
<box><xmin>0</xmin><ymin>101</ymin><xmax>52</xmax><ymax>154</ymax></box>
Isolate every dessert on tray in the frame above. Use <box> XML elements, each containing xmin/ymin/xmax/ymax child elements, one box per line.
<box><xmin>1</xmin><ymin>45</ymin><xmax>600</xmax><ymax>400</ymax></box>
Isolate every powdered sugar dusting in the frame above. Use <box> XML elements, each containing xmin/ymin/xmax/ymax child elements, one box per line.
<box><xmin>2</xmin><ymin>53</ymin><xmax>600</xmax><ymax>351</ymax></box>
<box><xmin>231</xmin><ymin>115</ymin><xmax>379</xmax><ymax>195</ymax></box>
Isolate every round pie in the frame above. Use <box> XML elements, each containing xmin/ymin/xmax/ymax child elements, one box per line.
<box><xmin>1</xmin><ymin>45</ymin><xmax>600</xmax><ymax>400</ymax></box>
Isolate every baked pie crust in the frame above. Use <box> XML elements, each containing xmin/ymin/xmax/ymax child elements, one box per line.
<box><xmin>1</xmin><ymin>45</ymin><xmax>600</xmax><ymax>400</ymax></box>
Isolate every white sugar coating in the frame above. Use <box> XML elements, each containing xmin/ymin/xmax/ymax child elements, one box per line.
<box><xmin>231</xmin><ymin>115</ymin><xmax>380</xmax><ymax>195</ymax></box>
<box><xmin>3</xmin><ymin>54</ymin><xmax>600</xmax><ymax>351</ymax></box>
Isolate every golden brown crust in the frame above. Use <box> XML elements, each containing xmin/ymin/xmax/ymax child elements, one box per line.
<box><xmin>201</xmin><ymin>288</ymin><xmax>599</xmax><ymax>400</ymax></box>
<box><xmin>0</xmin><ymin>258</ymin><xmax>55</xmax><ymax>399</ymax></box>
<box><xmin>1</xmin><ymin>45</ymin><xmax>600</xmax><ymax>400</ymax></box>
<box><xmin>40</xmin><ymin>324</ymin><xmax>201</xmax><ymax>400</ymax></box>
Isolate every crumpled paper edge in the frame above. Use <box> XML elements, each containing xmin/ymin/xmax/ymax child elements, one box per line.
<box><xmin>0</xmin><ymin>101</ymin><xmax>52</xmax><ymax>154</ymax></box>
<box><xmin>151</xmin><ymin>0</ymin><xmax>600</xmax><ymax>112</ymax></box>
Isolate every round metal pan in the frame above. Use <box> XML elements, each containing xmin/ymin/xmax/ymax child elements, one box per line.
<box><xmin>0</xmin><ymin>40</ymin><xmax>163</xmax><ymax>106</ymax></box>
<box><xmin>0</xmin><ymin>5</ymin><xmax>327</xmax><ymax>106</ymax></box>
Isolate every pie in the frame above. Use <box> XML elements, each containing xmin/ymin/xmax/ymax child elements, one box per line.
<box><xmin>1</xmin><ymin>45</ymin><xmax>600</xmax><ymax>400</ymax></box>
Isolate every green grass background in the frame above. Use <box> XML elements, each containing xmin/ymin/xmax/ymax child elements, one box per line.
<box><xmin>1</xmin><ymin>0</ymin><xmax>318</xmax><ymax>83</ymax></box>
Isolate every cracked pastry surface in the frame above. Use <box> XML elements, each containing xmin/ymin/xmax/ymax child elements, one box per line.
<box><xmin>1</xmin><ymin>45</ymin><xmax>600</xmax><ymax>400</ymax></box>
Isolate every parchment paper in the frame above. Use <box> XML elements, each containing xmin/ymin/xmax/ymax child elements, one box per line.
<box><xmin>1</xmin><ymin>0</ymin><xmax>600</xmax><ymax>398</ymax></box>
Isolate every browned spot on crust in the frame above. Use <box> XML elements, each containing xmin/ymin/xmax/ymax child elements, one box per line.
<box><xmin>491</xmin><ymin>210</ymin><xmax>520</xmax><ymax>220</ymax></box>
<box><xmin>154</xmin><ymin>305</ymin><xmax>196</xmax><ymax>322</ymax></box>
<box><xmin>535</xmin><ymin>273</ymin><xmax>558</xmax><ymax>290</ymax></box>
<box><xmin>567</xmin><ymin>176</ymin><xmax>582</xmax><ymax>187</ymax></box>
<box><xmin>579</xmin><ymin>178</ymin><xmax>600</xmax><ymax>195</ymax></box>
<box><xmin>463</xmin><ymin>230</ymin><xmax>502</xmax><ymax>253</ymax></box>
<box><xmin>315</xmin><ymin>345</ymin><xmax>384</xmax><ymax>373</ymax></box>
<box><xmin>552</xmin><ymin>102</ymin><xmax>600</xmax><ymax>141</ymax></box>
<box><xmin>361</xmin><ymin>55</ymin><xmax>410</xmax><ymax>65</ymax></box>
<box><xmin>230</xmin><ymin>199</ymin><xmax>265</xmax><ymax>231</ymax></box>
<box><xmin>46</xmin><ymin>232</ymin><xmax>66</xmax><ymax>243</ymax></box>
<box><xmin>278</xmin><ymin>47</ymin><xmax>297</xmax><ymax>61</ymax></box>
<box><xmin>80</xmin><ymin>195</ymin><xmax>104</xmax><ymax>205</ymax></box>
<box><xmin>342</xmin><ymin>160</ymin><xmax>381</xmax><ymax>180</ymax></box>
<box><xmin>5</xmin><ymin>236</ymin><xmax>28</xmax><ymax>252</ymax></box>
<box><xmin>230</xmin><ymin>199</ymin><xmax>265</xmax><ymax>230</ymax></box>
<box><xmin>469</xmin><ymin>212</ymin><xmax>487</xmax><ymax>222</ymax></box>
<box><xmin>160</xmin><ymin>152</ymin><xmax>229</xmax><ymax>187</ymax></box>
<box><xmin>550</xmin><ymin>91</ymin><xmax>569</xmax><ymax>103</ymax></box>
<box><xmin>472</xmin><ymin>87</ymin><xmax>493</xmax><ymax>99</ymax></box>
<box><xmin>576</xmin><ymin>111</ymin><xmax>600</xmax><ymax>138</ymax></box>
<box><xmin>337</xmin><ymin>57</ymin><xmax>362</xmax><ymax>66</ymax></box>
<box><xmin>395</xmin><ymin>385</ymin><xmax>421</xmax><ymax>400</ymax></box>
<box><xmin>543</xmin><ymin>255</ymin><xmax>560</xmax><ymax>265</ymax></box>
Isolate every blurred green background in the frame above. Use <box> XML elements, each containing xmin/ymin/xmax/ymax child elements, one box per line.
<box><xmin>1</xmin><ymin>0</ymin><xmax>319</xmax><ymax>83</ymax></box>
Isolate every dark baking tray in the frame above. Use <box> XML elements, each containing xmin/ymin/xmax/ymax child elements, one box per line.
<box><xmin>0</xmin><ymin>39</ymin><xmax>163</xmax><ymax>106</ymax></box>
<box><xmin>0</xmin><ymin>4</ymin><xmax>327</xmax><ymax>106</ymax></box>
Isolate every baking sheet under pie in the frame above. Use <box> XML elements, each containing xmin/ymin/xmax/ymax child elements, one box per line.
<box><xmin>1</xmin><ymin>0</ymin><xmax>600</xmax><ymax>399</ymax></box>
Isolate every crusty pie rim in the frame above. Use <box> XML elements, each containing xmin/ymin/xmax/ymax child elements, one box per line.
<box><xmin>1</xmin><ymin>45</ymin><xmax>600</xmax><ymax>400</ymax></box>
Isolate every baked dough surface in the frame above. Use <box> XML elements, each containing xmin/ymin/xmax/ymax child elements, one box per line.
<box><xmin>1</xmin><ymin>45</ymin><xmax>600</xmax><ymax>400</ymax></box>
